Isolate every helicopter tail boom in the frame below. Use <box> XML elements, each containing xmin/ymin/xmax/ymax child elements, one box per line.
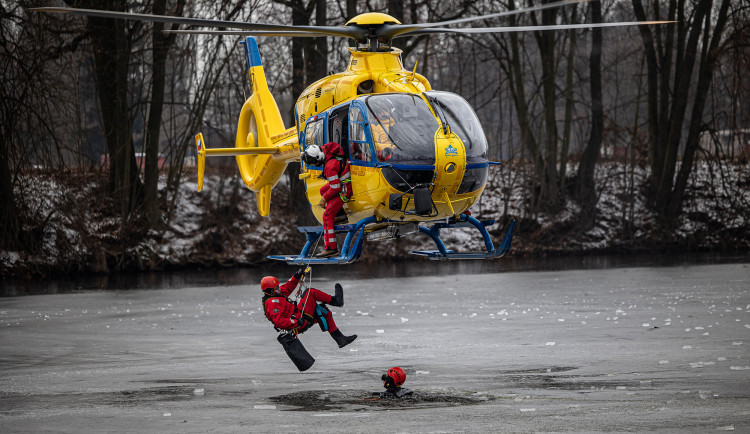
<box><xmin>196</xmin><ymin>37</ymin><xmax>298</xmax><ymax>217</ymax></box>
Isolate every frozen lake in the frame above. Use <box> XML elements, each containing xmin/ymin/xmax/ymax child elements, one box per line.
<box><xmin>1</xmin><ymin>261</ymin><xmax>749</xmax><ymax>432</ymax></box>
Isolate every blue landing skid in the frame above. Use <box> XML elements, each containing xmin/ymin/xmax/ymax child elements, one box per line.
<box><xmin>267</xmin><ymin>216</ymin><xmax>377</xmax><ymax>265</ymax></box>
<box><xmin>410</xmin><ymin>217</ymin><xmax>515</xmax><ymax>260</ymax></box>
<box><xmin>267</xmin><ymin>215</ymin><xmax>515</xmax><ymax>265</ymax></box>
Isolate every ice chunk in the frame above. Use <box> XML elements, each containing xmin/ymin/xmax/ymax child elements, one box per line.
<box><xmin>193</xmin><ymin>388</ymin><xmax>204</xmax><ymax>396</ymax></box>
<box><xmin>546</xmin><ymin>342</ymin><xmax>556</xmax><ymax>346</ymax></box>
<box><xmin>163</xmin><ymin>412</ymin><xmax>172</xmax><ymax>417</ymax></box>
<box><xmin>682</xmin><ymin>345</ymin><xmax>692</xmax><ymax>349</ymax></box>
<box><xmin>659</xmin><ymin>360</ymin><xmax>670</xmax><ymax>365</ymax></box>
<box><xmin>730</xmin><ymin>366</ymin><xmax>750</xmax><ymax>370</ymax></box>
<box><xmin>717</xmin><ymin>425</ymin><xmax>735</xmax><ymax>431</ymax></box>
<box><xmin>254</xmin><ymin>405</ymin><xmax>277</xmax><ymax>410</ymax></box>
<box><xmin>376</xmin><ymin>329</ymin><xmax>384</xmax><ymax>334</ymax></box>
<box><xmin>416</xmin><ymin>370</ymin><xmax>430</xmax><ymax>375</ymax></box>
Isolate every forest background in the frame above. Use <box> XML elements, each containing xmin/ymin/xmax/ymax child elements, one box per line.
<box><xmin>1</xmin><ymin>0</ymin><xmax>748</xmax><ymax>278</ymax></box>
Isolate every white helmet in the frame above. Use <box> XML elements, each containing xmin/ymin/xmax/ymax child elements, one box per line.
<box><xmin>302</xmin><ymin>144</ymin><xmax>325</xmax><ymax>166</ymax></box>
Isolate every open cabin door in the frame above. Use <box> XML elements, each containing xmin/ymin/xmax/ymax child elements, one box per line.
<box><xmin>347</xmin><ymin>101</ymin><xmax>380</xmax><ymax>198</ymax></box>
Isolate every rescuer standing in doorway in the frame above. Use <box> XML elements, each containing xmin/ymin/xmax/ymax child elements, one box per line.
<box><xmin>302</xmin><ymin>142</ymin><xmax>352</xmax><ymax>258</ymax></box>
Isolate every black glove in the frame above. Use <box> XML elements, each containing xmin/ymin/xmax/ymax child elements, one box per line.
<box><xmin>295</xmin><ymin>316</ymin><xmax>307</xmax><ymax>329</ymax></box>
<box><xmin>293</xmin><ymin>266</ymin><xmax>311</xmax><ymax>280</ymax></box>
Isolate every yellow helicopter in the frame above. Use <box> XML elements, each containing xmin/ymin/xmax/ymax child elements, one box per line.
<box><xmin>34</xmin><ymin>2</ymin><xmax>669</xmax><ymax>265</ymax></box>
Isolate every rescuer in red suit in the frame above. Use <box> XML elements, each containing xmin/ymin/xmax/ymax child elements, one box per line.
<box><xmin>302</xmin><ymin>142</ymin><xmax>352</xmax><ymax>258</ymax></box>
<box><xmin>260</xmin><ymin>268</ymin><xmax>357</xmax><ymax>348</ymax></box>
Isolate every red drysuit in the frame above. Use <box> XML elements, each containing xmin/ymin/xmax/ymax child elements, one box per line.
<box><xmin>262</xmin><ymin>274</ymin><xmax>338</xmax><ymax>333</ymax></box>
<box><xmin>319</xmin><ymin>142</ymin><xmax>352</xmax><ymax>251</ymax></box>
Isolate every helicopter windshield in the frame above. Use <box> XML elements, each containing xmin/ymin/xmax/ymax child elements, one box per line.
<box><xmin>425</xmin><ymin>91</ymin><xmax>488</xmax><ymax>159</ymax></box>
<box><xmin>365</xmin><ymin>94</ymin><xmax>439</xmax><ymax>164</ymax></box>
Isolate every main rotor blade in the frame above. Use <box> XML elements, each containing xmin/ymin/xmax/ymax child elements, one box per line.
<box><xmin>163</xmin><ymin>30</ymin><xmax>330</xmax><ymax>38</ymax></box>
<box><xmin>30</xmin><ymin>7</ymin><xmax>364</xmax><ymax>40</ymax></box>
<box><xmin>394</xmin><ymin>20</ymin><xmax>675</xmax><ymax>37</ymax></box>
<box><xmin>379</xmin><ymin>0</ymin><xmax>590</xmax><ymax>40</ymax></box>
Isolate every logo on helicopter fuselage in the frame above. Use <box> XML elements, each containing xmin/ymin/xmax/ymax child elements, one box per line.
<box><xmin>444</xmin><ymin>144</ymin><xmax>458</xmax><ymax>157</ymax></box>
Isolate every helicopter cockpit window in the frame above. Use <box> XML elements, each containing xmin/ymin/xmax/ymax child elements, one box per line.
<box><xmin>349</xmin><ymin>106</ymin><xmax>371</xmax><ymax>161</ymax></box>
<box><xmin>365</xmin><ymin>94</ymin><xmax>439</xmax><ymax>164</ymax></box>
<box><xmin>425</xmin><ymin>91</ymin><xmax>488</xmax><ymax>159</ymax></box>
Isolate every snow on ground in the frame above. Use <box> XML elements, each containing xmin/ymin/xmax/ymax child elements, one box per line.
<box><xmin>1</xmin><ymin>160</ymin><xmax>748</xmax><ymax>277</ymax></box>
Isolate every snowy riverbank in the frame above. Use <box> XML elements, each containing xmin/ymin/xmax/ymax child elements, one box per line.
<box><xmin>2</xmin><ymin>160</ymin><xmax>748</xmax><ymax>278</ymax></box>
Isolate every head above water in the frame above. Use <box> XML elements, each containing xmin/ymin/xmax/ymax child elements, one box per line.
<box><xmin>382</xmin><ymin>366</ymin><xmax>406</xmax><ymax>389</ymax></box>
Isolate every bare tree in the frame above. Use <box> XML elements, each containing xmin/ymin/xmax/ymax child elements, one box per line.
<box><xmin>1</xmin><ymin>1</ymin><xmax>81</xmax><ymax>249</ymax></box>
<box><xmin>272</xmin><ymin>0</ymin><xmax>325</xmax><ymax>226</ymax></box>
<box><xmin>632</xmin><ymin>0</ymin><xmax>732</xmax><ymax>221</ymax></box>
<box><xmin>573</xmin><ymin>0</ymin><xmax>602</xmax><ymax>228</ymax></box>
<box><xmin>142</xmin><ymin>0</ymin><xmax>185</xmax><ymax>226</ymax></box>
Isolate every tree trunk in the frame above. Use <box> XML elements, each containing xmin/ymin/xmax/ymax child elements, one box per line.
<box><xmin>633</xmin><ymin>0</ymin><xmax>729</xmax><ymax>222</ymax></box>
<box><xmin>387</xmin><ymin>0</ymin><xmax>405</xmax><ymax>22</ymax></box>
<box><xmin>143</xmin><ymin>0</ymin><xmax>184</xmax><ymax>226</ymax></box>
<box><xmin>667</xmin><ymin>0</ymin><xmax>731</xmax><ymax>217</ymax></box>
<box><xmin>307</xmin><ymin>0</ymin><xmax>327</xmax><ymax>83</ymax></box>
<box><xmin>284</xmin><ymin>0</ymin><xmax>320</xmax><ymax>226</ymax></box>
<box><xmin>574</xmin><ymin>0</ymin><xmax>602</xmax><ymax>228</ymax></box>
<box><xmin>75</xmin><ymin>0</ymin><xmax>143</xmax><ymax>222</ymax></box>
<box><xmin>559</xmin><ymin>24</ymin><xmax>576</xmax><ymax>190</ymax></box>
<box><xmin>535</xmin><ymin>3</ymin><xmax>562</xmax><ymax>213</ymax></box>
<box><xmin>0</xmin><ymin>128</ymin><xmax>20</xmax><ymax>249</ymax></box>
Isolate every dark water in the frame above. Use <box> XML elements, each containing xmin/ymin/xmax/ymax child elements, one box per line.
<box><xmin>2</xmin><ymin>251</ymin><xmax>748</xmax><ymax>297</ymax></box>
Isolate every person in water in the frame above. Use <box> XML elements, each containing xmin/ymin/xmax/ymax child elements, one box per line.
<box><xmin>260</xmin><ymin>268</ymin><xmax>357</xmax><ymax>348</ymax></box>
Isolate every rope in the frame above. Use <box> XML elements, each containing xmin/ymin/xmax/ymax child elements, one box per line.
<box><xmin>294</xmin><ymin>228</ymin><xmax>323</xmax><ymax>311</ymax></box>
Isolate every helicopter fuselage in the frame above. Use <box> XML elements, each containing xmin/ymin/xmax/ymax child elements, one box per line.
<box><xmin>296</xmin><ymin>48</ymin><xmax>490</xmax><ymax>227</ymax></box>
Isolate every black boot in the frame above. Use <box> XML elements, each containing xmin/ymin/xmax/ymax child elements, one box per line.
<box><xmin>330</xmin><ymin>329</ymin><xmax>357</xmax><ymax>348</ymax></box>
<box><xmin>329</xmin><ymin>283</ymin><xmax>344</xmax><ymax>307</ymax></box>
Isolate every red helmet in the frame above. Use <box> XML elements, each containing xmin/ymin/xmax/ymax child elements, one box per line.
<box><xmin>260</xmin><ymin>276</ymin><xmax>279</xmax><ymax>293</ymax></box>
<box><xmin>386</xmin><ymin>367</ymin><xmax>406</xmax><ymax>387</ymax></box>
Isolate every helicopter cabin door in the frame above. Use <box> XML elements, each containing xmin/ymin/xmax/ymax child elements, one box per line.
<box><xmin>328</xmin><ymin>106</ymin><xmax>348</xmax><ymax>151</ymax></box>
<box><xmin>301</xmin><ymin>113</ymin><xmax>328</xmax><ymax>216</ymax></box>
<box><xmin>347</xmin><ymin>101</ymin><xmax>381</xmax><ymax>201</ymax></box>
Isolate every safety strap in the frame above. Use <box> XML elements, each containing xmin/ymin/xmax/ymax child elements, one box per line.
<box><xmin>336</xmin><ymin>157</ymin><xmax>352</xmax><ymax>202</ymax></box>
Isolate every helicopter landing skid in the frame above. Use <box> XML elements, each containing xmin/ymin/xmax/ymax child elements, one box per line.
<box><xmin>267</xmin><ymin>215</ymin><xmax>515</xmax><ymax>265</ymax></box>
<box><xmin>409</xmin><ymin>217</ymin><xmax>516</xmax><ymax>260</ymax></box>
<box><xmin>267</xmin><ymin>216</ymin><xmax>378</xmax><ymax>265</ymax></box>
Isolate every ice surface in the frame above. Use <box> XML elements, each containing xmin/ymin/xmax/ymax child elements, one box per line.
<box><xmin>0</xmin><ymin>262</ymin><xmax>748</xmax><ymax>432</ymax></box>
